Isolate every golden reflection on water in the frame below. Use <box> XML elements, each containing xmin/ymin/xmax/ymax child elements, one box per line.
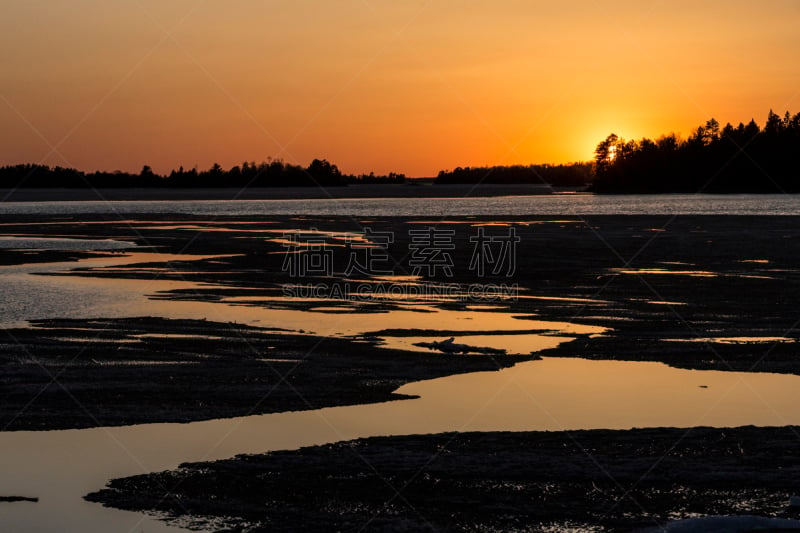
<box><xmin>5</xmin><ymin>216</ymin><xmax>800</xmax><ymax>531</ymax></box>
<box><xmin>616</xmin><ymin>268</ymin><xmax>718</xmax><ymax>277</ymax></box>
<box><xmin>4</xmin><ymin>356</ymin><xmax>800</xmax><ymax>533</ymax></box>
<box><xmin>3</xmin><ymin>239</ymin><xmax>800</xmax><ymax>533</ymax></box>
<box><xmin>4</xmin><ymin>357</ymin><xmax>800</xmax><ymax>533</ymax></box>
<box><xmin>9</xmin><ymin>245</ymin><xmax>797</xmax><ymax>434</ymax></box>
<box><xmin>380</xmin><ymin>334</ymin><xmax>573</xmax><ymax>355</ymax></box>
<box><xmin>665</xmin><ymin>337</ymin><xmax>796</xmax><ymax>345</ymax></box>
<box><xmin>396</xmin><ymin>357</ymin><xmax>800</xmax><ymax>430</ymax></box>
<box><xmin>2</xmin><ymin>251</ymin><xmax>604</xmax><ymax>356</ymax></box>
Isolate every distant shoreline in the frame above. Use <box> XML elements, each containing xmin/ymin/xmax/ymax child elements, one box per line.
<box><xmin>0</xmin><ymin>184</ymin><xmax>568</xmax><ymax>202</ymax></box>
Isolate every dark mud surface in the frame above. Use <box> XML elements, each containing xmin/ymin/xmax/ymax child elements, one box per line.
<box><xmin>87</xmin><ymin>426</ymin><xmax>800</xmax><ymax>532</ymax></box>
<box><xmin>0</xmin><ymin>317</ymin><xmax>531</xmax><ymax>431</ymax></box>
<box><xmin>3</xmin><ymin>214</ymin><xmax>800</xmax><ymax>371</ymax></box>
<box><xmin>0</xmin><ymin>496</ymin><xmax>38</xmax><ymax>503</ymax></box>
<box><xmin>2</xmin><ymin>214</ymin><xmax>800</xmax><ymax>431</ymax></box>
<box><xmin>4</xmin><ymin>214</ymin><xmax>800</xmax><ymax>530</ymax></box>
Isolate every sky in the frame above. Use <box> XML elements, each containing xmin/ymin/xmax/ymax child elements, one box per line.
<box><xmin>1</xmin><ymin>1</ymin><xmax>799</xmax><ymax>177</ymax></box>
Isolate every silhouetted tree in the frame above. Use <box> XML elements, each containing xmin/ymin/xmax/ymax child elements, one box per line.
<box><xmin>594</xmin><ymin>134</ymin><xmax>619</xmax><ymax>176</ymax></box>
<box><xmin>140</xmin><ymin>165</ymin><xmax>155</xmax><ymax>179</ymax></box>
<box><xmin>306</xmin><ymin>159</ymin><xmax>345</xmax><ymax>186</ymax></box>
<box><xmin>591</xmin><ymin>110</ymin><xmax>800</xmax><ymax>193</ymax></box>
<box><xmin>436</xmin><ymin>162</ymin><xmax>592</xmax><ymax>187</ymax></box>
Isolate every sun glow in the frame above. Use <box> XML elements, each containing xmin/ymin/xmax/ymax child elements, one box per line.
<box><xmin>0</xmin><ymin>1</ymin><xmax>798</xmax><ymax>176</ymax></box>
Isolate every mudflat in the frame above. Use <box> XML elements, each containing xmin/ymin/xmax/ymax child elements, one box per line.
<box><xmin>3</xmin><ymin>213</ymin><xmax>800</xmax><ymax>530</ymax></box>
<box><xmin>87</xmin><ymin>426</ymin><xmax>800</xmax><ymax>532</ymax></box>
<box><xmin>2</xmin><ymin>214</ymin><xmax>800</xmax><ymax>429</ymax></box>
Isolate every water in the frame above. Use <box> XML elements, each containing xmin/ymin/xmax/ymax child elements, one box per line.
<box><xmin>0</xmin><ymin>237</ymin><xmax>135</xmax><ymax>250</ymax></box>
<box><xmin>1</xmin><ymin>200</ymin><xmax>799</xmax><ymax>531</ymax></box>
<box><xmin>1</xmin><ymin>193</ymin><xmax>800</xmax><ymax>216</ymax></box>
<box><xmin>0</xmin><ymin>253</ymin><xmax>602</xmax><ymax>344</ymax></box>
<box><xmin>0</xmin><ymin>253</ymin><xmax>228</xmax><ymax>328</ymax></box>
<box><xmin>3</xmin><ymin>357</ymin><xmax>800</xmax><ymax>532</ymax></box>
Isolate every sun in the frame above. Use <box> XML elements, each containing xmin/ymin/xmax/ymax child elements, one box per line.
<box><xmin>577</xmin><ymin>126</ymin><xmax>619</xmax><ymax>162</ymax></box>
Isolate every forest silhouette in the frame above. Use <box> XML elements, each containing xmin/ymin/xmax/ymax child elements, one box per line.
<box><xmin>1</xmin><ymin>110</ymin><xmax>798</xmax><ymax>193</ymax></box>
<box><xmin>0</xmin><ymin>159</ymin><xmax>401</xmax><ymax>189</ymax></box>
<box><xmin>591</xmin><ymin>110</ymin><xmax>800</xmax><ymax>193</ymax></box>
<box><xmin>434</xmin><ymin>163</ymin><xmax>592</xmax><ymax>187</ymax></box>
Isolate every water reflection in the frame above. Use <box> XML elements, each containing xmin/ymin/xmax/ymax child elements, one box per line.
<box><xmin>380</xmin><ymin>334</ymin><xmax>573</xmax><ymax>355</ymax></box>
<box><xmin>396</xmin><ymin>357</ymin><xmax>800</xmax><ymax>430</ymax></box>
<box><xmin>3</xmin><ymin>357</ymin><xmax>800</xmax><ymax>532</ymax></box>
<box><xmin>2</xmin><ymin>240</ymin><xmax>800</xmax><ymax>532</ymax></box>
<box><xmin>0</xmin><ymin>251</ymin><xmax>604</xmax><ymax>356</ymax></box>
<box><xmin>0</xmin><ymin>236</ymin><xmax>135</xmax><ymax>250</ymax></box>
<box><xmin>3</xmin><ymin>194</ymin><xmax>800</xmax><ymax>216</ymax></box>
<box><xmin>4</xmin><ymin>221</ymin><xmax>799</xmax><ymax>531</ymax></box>
<box><xmin>0</xmin><ymin>253</ymin><xmax>233</xmax><ymax>328</ymax></box>
<box><xmin>665</xmin><ymin>337</ymin><xmax>796</xmax><ymax>345</ymax></box>
<box><xmin>615</xmin><ymin>268</ymin><xmax>718</xmax><ymax>278</ymax></box>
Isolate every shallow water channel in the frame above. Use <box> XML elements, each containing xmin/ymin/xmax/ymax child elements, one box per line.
<box><xmin>3</xmin><ymin>245</ymin><xmax>800</xmax><ymax>532</ymax></box>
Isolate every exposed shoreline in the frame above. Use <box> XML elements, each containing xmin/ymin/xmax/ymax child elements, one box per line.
<box><xmin>0</xmin><ymin>317</ymin><xmax>535</xmax><ymax>431</ymax></box>
<box><xmin>86</xmin><ymin>426</ymin><xmax>800</xmax><ymax>532</ymax></box>
<box><xmin>3</xmin><ymin>213</ymin><xmax>800</xmax><ymax>430</ymax></box>
<box><xmin>4</xmin><ymin>213</ymin><xmax>800</xmax><ymax>530</ymax></box>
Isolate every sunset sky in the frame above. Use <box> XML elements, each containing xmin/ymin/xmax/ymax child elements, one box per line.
<box><xmin>1</xmin><ymin>1</ymin><xmax>799</xmax><ymax>177</ymax></box>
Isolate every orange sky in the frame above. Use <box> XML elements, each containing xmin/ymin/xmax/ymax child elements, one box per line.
<box><xmin>1</xmin><ymin>1</ymin><xmax>799</xmax><ymax>177</ymax></box>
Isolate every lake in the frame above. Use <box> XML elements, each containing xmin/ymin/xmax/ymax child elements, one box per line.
<box><xmin>2</xmin><ymin>193</ymin><xmax>800</xmax><ymax>216</ymax></box>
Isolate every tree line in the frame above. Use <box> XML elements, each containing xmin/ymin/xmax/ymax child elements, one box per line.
<box><xmin>591</xmin><ymin>110</ymin><xmax>800</xmax><ymax>193</ymax></box>
<box><xmin>435</xmin><ymin>162</ymin><xmax>593</xmax><ymax>187</ymax></box>
<box><xmin>0</xmin><ymin>159</ymin><xmax>406</xmax><ymax>189</ymax></box>
<box><xmin>5</xmin><ymin>109</ymin><xmax>797</xmax><ymax>193</ymax></box>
